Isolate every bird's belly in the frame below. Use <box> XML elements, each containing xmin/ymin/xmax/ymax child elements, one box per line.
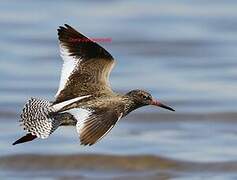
<box><xmin>53</xmin><ymin>112</ymin><xmax>77</xmax><ymax>126</ymax></box>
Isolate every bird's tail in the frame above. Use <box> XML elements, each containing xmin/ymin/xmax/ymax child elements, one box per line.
<box><xmin>13</xmin><ymin>98</ymin><xmax>60</xmax><ymax>145</ymax></box>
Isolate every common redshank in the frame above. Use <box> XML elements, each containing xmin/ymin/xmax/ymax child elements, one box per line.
<box><xmin>13</xmin><ymin>24</ymin><xmax>174</xmax><ymax>146</ymax></box>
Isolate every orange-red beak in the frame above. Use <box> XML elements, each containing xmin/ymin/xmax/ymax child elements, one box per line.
<box><xmin>151</xmin><ymin>99</ymin><xmax>175</xmax><ymax>112</ymax></box>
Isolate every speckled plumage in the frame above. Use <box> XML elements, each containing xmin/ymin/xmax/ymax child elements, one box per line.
<box><xmin>13</xmin><ymin>24</ymin><xmax>174</xmax><ymax>146</ymax></box>
<box><xmin>54</xmin><ymin>24</ymin><xmax>115</xmax><ymax>104</ymax></box>
<box><xmin>20</xmin><ymin>98</ymin><xmax>58</xmax><ymax>139</ymax></box>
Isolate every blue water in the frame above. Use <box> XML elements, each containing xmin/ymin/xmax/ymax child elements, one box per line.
<box><xmin>0</xmin><ymin>0</ymin><xmax>237</xmax><ymax>179</ymax></box>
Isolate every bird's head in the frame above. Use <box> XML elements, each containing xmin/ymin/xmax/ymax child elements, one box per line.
<box><xmin>126</xmin><ymin>90</ymin><xmax>175</xmax><ymax>112</ymax></box>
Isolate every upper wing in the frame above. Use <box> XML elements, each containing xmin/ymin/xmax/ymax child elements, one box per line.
<box><xmin>67</xmin><ymin>107</ymin><xmax>123</xmax><ymax>146</ymax></box>
<box><xmin>54</xmin><ymin>24</ymin><xmax>115</xmax><ymax>104</ymax></box>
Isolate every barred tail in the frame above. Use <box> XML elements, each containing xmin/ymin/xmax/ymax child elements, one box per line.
<box><xmin>16</xmin><ymin>98</ymin><xmax>60</xmax><ymax>143</ymax></box>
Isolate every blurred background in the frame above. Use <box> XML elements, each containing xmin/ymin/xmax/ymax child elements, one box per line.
<box><xmin>0</xmin><ymin>0</ymin><xmax>237</xmax><ymax>179</ymax></box>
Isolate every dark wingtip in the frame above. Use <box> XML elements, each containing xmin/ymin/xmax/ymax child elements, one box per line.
<box><xmin>57</xmin><ymin>24</ymin><xmax>71</xmax><ymax>31</ymax></box>
<box><xmin>57</xmin><ymin>24</ymin><xmax>77</xmax><ymax>39</ymax></box>
<box><xmin>64</xmin><ymin>24</ymin><xmax>71</xmax><ymax>28</ymax></box>
<box><xmin>12</xmin><ymin>133</ymin><xmax>37</xmax><ymax>145</ymax></box>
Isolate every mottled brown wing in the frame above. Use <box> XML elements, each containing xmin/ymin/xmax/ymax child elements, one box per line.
<box><xmin>54</xmin><ymin>24</ymin><xmax>115</xmax><ymax>104</ymax></box>
<box><xmin>77</xmin><ymin>109</ymin><xmax>123</xmax><ymax>146</ymax></box>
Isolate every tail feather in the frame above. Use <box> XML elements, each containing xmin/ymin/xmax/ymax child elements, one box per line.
<box><xmin>12</xmin><ymin>133</ymin><xmax>37</xmax><ymax>145</ymax></box>
<box><xmin>14</xmin><ymin>98</ymin><xmax>61</xmax><ymax>145</ymax></box>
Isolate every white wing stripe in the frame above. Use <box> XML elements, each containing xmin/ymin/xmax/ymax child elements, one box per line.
<box><xmin>66</xmin><ymin>108</ymin><xmax>92</xmax><ymax>134</ymax></box>
<box><xmin>52</xmin><ymin>95</ymin><xmax>91</xmax><ymax>111</ymax></box>
<box><xmin>55</xmin><ymin>44</ymin><xmax>81</xmax><ymax>98</ymax></box>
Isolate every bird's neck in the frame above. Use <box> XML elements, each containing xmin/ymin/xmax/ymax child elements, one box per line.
<box><xmin>122</xmin><ymin>96</ymin><xmax>143</xmax><ymax>115</ymax></box>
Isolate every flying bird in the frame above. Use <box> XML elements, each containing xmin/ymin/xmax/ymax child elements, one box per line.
<box><xmin>13</xmin><ymin>24</ymin><xmax>175</xmax><ymax>146</ymax></box>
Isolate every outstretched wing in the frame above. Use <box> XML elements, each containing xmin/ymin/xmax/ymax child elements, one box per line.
<box><xmin>54</xmin><ymin>24</ymin><xmax>115</xmax><ymax>104</ymax></box>
<box><xmin>67</xmin><ymin>107</ymin><xmax>123</xmax><ymax>146</ymax></box>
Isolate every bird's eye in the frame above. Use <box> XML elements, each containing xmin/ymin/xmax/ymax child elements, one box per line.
<box><xmin>143</xmin><ymin>95</ymin><xmax>148</xmax><ymax>100</ymax></box>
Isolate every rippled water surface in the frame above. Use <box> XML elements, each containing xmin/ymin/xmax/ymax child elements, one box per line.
<box><xmin>0</xmin><ymin>0</ymin><xmax>237</xmax><ymax>179</ymax></box>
